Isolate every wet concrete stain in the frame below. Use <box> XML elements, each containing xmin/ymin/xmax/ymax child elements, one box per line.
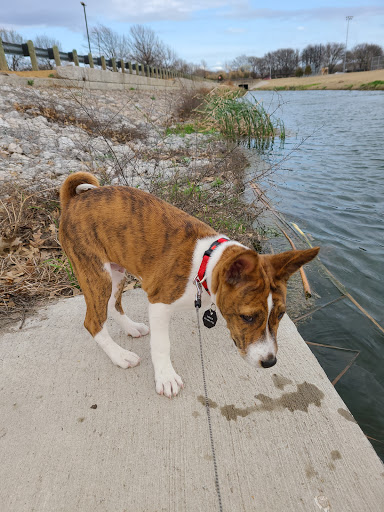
<box><xmin>192</xmin><ymin>410</ymin><xmax>200</xmax><ymax>418</ymax></box>
<box><xmin>221</xmin><ymin>404</ymin><xmax>256</xmax><ymax>421</ymax></box>
<box><xmin>197</xmin><ymin>396</ymin><xmax>218</xmax><ymax>409</ymax></box>
<box><xmin>305</xmin><ymin>465</ymin><xmax>318</xmax><ymax>479</ymax></box>
<box><xmin>255</xmin><ymin>382</ymin><xmax>324</xmax><ymax>414</ymax></box>
<box><xmin>337</xmin><ymin>408</ymin><xmax>357</xmax><ymax>423</ymax></box>
<box><xmin>198</xmin><ymin>381</ymin><xmax>325</xmax><ymax>421</ymax></box>
<box><xmin>331</xmin><ymin>450</ymin><xmax>342</xmax><ymax>461</ymax></box>
<box><xmin>272</xmin><ymin>373</ymin><xmax>293</xmax><ymax>390</ymax></box>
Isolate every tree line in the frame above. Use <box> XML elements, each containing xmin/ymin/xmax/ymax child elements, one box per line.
<box><xmin>1</xmin><ymin>24</ymin><xmax>382</xmax><ymax>78</ymax></box>
<box><xmin>222</xmin><ymin>43</ymin><xmax>383</xmax><ymax>79</ymax></box>
<box><xmin>0</xmin><ymin>24</ymin><xmax>197</xmax><ymax>74</ymax></box>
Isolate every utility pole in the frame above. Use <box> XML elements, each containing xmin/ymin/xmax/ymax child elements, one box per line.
<box><xmin>80</xmin><ymin>2</ymin><xmax>91</xmax><ymax>54</ymax></box>
<box><xmin>343</xmin><ymin>16</ymin><xmax>353</xmax><ymax>73</ymax></box>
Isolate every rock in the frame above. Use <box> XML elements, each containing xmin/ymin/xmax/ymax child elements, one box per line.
<box><xmin>8</xmin><ymin>143</ymin><xmax>23</xmax><ymax>154</ymax></box>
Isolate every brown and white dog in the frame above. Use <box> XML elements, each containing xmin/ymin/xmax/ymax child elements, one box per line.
<box><xmin>59</xmin><ymin>172</ymin><xmax>319</xmax><ymax>398</ymax></box>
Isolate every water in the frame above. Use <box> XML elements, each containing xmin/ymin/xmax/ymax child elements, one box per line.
<box><xmin>248</xmin><ymin>90</ymin><xmax>384</xmax><ymax>459</ymax></box>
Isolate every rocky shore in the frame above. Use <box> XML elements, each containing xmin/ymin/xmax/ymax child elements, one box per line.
<box><xmin>0</xmin><ymin>83</ymin><xmax>216</xmax><ymax>191</ymax></box>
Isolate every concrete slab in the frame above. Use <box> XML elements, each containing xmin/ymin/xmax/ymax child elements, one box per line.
<box><xmin>1</xmin><ymin>289</ymin><xmax>383</xmax><ymax>511</ymax></box>
<box><xmin>0</xmin><ymin>70</ymin><xmax>213</xmax><ymax>92</ymax></box>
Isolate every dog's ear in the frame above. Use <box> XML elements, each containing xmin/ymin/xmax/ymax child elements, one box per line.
<box><xmin>225</xmin><ymin>250</ymin><xmax>259</xmax><ymax>285</ymax></box>
<box><xmin>270</xmin><ymin>247</ymin><xmax>320</xmax><ymax>281</ymax></box>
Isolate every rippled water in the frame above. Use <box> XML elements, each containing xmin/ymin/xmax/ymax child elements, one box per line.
<box><xmin>249</xmin><ymin>90</ymin><xmax>384</xmax><ymax>459</ymax></box>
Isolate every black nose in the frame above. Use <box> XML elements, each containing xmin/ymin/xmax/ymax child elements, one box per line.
<box><xmin>261</xmin><ymin>357</ymin><xmax>277</xmax><ymax>368</ymax></box>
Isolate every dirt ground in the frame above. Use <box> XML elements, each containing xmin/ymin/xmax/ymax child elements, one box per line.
<box><xmin>253</xmin><ymin>69</ymin><xmax>384</xmax><ymax>90</ymax></box>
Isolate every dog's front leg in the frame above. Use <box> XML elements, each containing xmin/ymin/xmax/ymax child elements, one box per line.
<box><xmin>148</xmin><ymin>303</ymin><xmax>184</xmax><ymax>398</ymax></box>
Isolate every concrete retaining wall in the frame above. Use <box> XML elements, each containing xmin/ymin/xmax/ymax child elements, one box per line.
<box><xmin>55</xmin><ymin>66</ymin><xmax>214</xmax><ymax>91</ymax></box>
<box><xmin>0</xmin><ymin>66</ymin><xmax>215</xmax><ymax>92</ymax></box>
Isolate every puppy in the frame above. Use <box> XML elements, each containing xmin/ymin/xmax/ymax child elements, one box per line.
<box><xmin>59</xmin><ymin>172</ymin><xmax>319</xmax><ymax>398</ymax></box>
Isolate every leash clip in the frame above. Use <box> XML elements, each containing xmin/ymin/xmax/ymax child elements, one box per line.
<box><xmin>193</xmin><ymin>275</ymin><xmax>203</xmax><ymax>309</ymax></box>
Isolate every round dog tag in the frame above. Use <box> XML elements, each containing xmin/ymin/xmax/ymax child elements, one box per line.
<box><xmin>203</xmin><ymin>308</ymin><xmax>217</xmax><ymax>328</ymax></box>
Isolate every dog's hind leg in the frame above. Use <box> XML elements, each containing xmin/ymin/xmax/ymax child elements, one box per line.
<box><xmin>74</xmin><ymin>258</ymin><xmax>141</xmax><ymax>369</ymax></box>
<box><xmin>106</xmin><ymin>263</ymin><xmax>150</xmax><ymax>338</ymax></box>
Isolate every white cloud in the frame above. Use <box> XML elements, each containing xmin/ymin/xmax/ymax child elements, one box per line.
<box><xmin>297</xmin><ymin>26</ymin><xmax>305</xmax><ymax>31</ymax></box>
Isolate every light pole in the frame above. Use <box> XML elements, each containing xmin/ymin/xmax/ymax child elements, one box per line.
<box><xmin>80</xmin><ymin>2</ymin><xmax>91</xmax><ymax>54</ymax></box>
<box><xmin>343</xmin><ymin>16</ymin><xmax>353</xmax><ymax>73</ymax></box>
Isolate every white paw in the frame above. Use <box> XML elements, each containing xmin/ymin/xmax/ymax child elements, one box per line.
<box><xmin>155</xmin><ymin>367</ymin><xmax>184</xmax><ymax>398</ymax></box>
<box><xmin>117</xmin><ymin>316</ymin><xmax>150</xmax><ymax>338</ymax></box>
<box><xmin>109</xmin><ymin>348</ymin><xmax>140</xmax><ymax>369</ymax></box>
<box><xmin>129</xmin><ymin>322</ymin><xmax>150</xmax><ymax>338</ymax></box>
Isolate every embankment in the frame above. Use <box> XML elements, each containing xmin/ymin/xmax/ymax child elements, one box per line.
<box><xmin>252</xmin><ymin>69</ymin><xmax>384</xmax><ymax>90</ymax></box>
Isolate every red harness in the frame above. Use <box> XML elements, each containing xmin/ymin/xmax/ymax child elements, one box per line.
<box><xmin>197</xmin><ymin>238</ymin><xmax>229</xmax><ymax>295</ymax></box>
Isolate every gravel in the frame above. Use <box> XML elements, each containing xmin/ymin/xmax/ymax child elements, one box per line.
<box><xmin>0</xmin><ymin>83</ymin><xmax>218</xmax><ymax>191</ymax></box>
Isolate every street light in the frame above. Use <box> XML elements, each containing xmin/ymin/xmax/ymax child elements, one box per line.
<box><xmin>343</xmin><ymin>16</ymin><xmax>353</xmax><ymax>73</ymax></box>
<box><xmin>80</xmin><ymin>2</ymin><xmax>91</xmax><ymax>54</ymax></box>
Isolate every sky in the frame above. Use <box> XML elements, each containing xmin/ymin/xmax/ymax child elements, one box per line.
<box><xmin>2</xmin><ymin>1</ymin><xmax>384</xmax><ymax>70</ymax></box>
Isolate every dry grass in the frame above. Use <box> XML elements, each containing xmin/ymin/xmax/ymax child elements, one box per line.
<box><xmin>14</xmin><ymin>102</ymin><xmax>145</xmax><ymax>143</ymax></box>
<box><xmin>0</xmin><ymin>186</ymin><xmax>71</xmax><ymax>325</ymax></box>
<box><xmin>175</xmin><ymin>87</ymin><xmax>212</xmax><ymax>120</ymax></box>
<box><xmin>254</xmin><ymin>69</ymin><xmax>384</xmax><ymax>90</ymax></box>
<box><xmin>0</xmin><ymin>85</ymin><xmax>272</xmax><ymax>326</ymax></box>
<box><xmin>3</xmin><ymin>70</ymin><xmax>58</xmax><ymax>78</ymax></box>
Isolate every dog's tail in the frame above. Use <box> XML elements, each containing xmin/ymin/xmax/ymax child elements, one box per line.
<box><xmin>60</xmin><ymin>172</ymin><xmax>100</xmax><ymax>210</ymax></box>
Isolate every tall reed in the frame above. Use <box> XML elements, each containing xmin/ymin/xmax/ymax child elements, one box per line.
<box><xmin>196</xmin><ymin>89</ymin><xmax>285</xmax><ymax>148</ymax></box>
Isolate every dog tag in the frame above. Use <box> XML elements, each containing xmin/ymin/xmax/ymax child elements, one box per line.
<box><xmin>203</xmin><ymin>308</ymin><xmax>217</xmax><ymax>328</ymax></box>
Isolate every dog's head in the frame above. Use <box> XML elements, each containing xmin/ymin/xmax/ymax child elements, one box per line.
<box><xmin>212</xmin><ymin>246</ymin><xmax>319</xmax><ymax>368</ymax></box>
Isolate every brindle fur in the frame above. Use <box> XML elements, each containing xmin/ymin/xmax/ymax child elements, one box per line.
<box><xmin>59</xmin><ymin>172</ymin><xmax>319</xmax><ymax>357</ymax></box>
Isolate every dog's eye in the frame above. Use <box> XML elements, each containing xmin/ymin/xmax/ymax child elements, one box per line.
<box><xmin>278</xmin><ymin>312</ymin><xmax>285</xmax><ymax>320</ymax></box>
<box><xmin>240</xmin><ymin>315</ymin><xmax>255</xmax><ymax>324</ymax></box>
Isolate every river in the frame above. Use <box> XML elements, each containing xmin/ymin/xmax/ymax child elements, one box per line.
<box><xmin>248</xmin><ymin>89</ymin><xmax>384</xmax><ymax>460</ymax></box>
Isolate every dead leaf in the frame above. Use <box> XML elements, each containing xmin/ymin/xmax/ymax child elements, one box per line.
<box><xmin>0</xmin><ymin>236</ymin><xmax>22</xmax><ymax>255</ymax></box>
<box><xmin>30</xmin><ymin>230</ymin><xmax>44</xmax><ymax>248</ymax></box>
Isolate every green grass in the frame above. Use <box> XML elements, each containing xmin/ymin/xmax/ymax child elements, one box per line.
<box><xmin>27</xmin><ymin>80</ymin><xmax>34</xmax><ymax>86</ymax></box>
<box><xmin>273</xmin><ymin>83</ymin><xmax>321</xmax><ymax>91</ymax></box>
<box><xmin>360</xmin><ymin>80</ymin><xmax>384</xmax><ymax>90</ymax></box>
<box><xmin>166</xmin><ymin>123</ymin><xmax>218</xmax><ymax>137</ymax></box>
<box><xmin>166</xmin><ymin>124</ymin><xmax>197</xmax><ymax>136</ymax></box>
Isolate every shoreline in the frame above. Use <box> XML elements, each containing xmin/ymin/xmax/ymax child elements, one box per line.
<box><xmin>250</xmin><ymin>69</ymin><xmax>384</xmax><ymax>91</ymax></box>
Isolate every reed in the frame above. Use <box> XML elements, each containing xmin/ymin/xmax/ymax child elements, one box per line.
<box><xmin>195</xmin><ymin>88</ymin><xmax>285</xmax><ymax>147</ymax></box>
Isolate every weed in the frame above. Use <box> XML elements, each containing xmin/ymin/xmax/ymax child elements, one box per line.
<box><xmin>166</xmin><ymin>124</ymin><xmax>196</xmax><ymax>136</ymax></box>
<box><xmin>44</xmin><ymin>256</ymin><xmax>79</xmax><ymax>288</ymax></box>
<box><xmin>27</xmin><ymin>80</ymin><xmax>34</xmax><ymax>86</ymax></box>
<box><xmin>195</xmin><ymin>88</ymin><xmax>284</xmax><ymax>147</ymax></box>
<box><xmin>212</xmin><ymin>178</ymin><xmax>224</xmax><ymax>187</ymax></box>
<box><xmin>360</xmin><ymin>80</ymin><xmax>384</xmax><ymax>90</ymax></box>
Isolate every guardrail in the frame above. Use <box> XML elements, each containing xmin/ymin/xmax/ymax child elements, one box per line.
<box><xmin>0</xmin><ymin>37</ymin><xmax>195</xmax><ymax>80</ymax></box>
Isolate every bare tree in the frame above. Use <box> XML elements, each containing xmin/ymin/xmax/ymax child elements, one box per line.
<box><xmin>0</xmin><ymin>27</ymin><xmax>24</xmax><ymax>70</ymax></box>
<box><xmin>274</xmin><ymin>48</ymin><xmax>299</xmax><ymax>77</ymax></box>
<box><xmin>158</xmin><ymin>43</ymin><xmax>178</xmax><ymax>70</ymax></box>
<box><xmin>301</xmin><ymin>44</ymin><xmax>324</xmax><ymax>74</ymax></box>
<box><xmin>128</xmin><ymin>24</ymin><xmax>163</xmax><ymax>66</ymax></box>
<box><xmin>349</xmin><ymin>43</ymin><xmax>383</xmax><ymax>71</ymax></box>
<box><xmin>231</xmin><ymin>54</ymin><xmax>251</xmax><ymax>75</ymax></box>
<box><xmin>89</xmin><ymin>24</ymin><xmax>129</xmax><ymax>60</ymax></box>
<box><xmin>247</xmin><ymin>56</ymin><xmax>263</xmax><ymax>77</ymax></box>
<box><xmin>263</xmin><ymin>52</ymin><xmax>278</xmax><ymax>78</ymax></box>
<box><xmin>33</xmin><ymin>34</ymin><xmax>62</xmax><ymax>69</ymax></box>
<box><xmin>323</xmin><ymin>42</ymin><xmax>344</xmax><ymax>73</ymax></box>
